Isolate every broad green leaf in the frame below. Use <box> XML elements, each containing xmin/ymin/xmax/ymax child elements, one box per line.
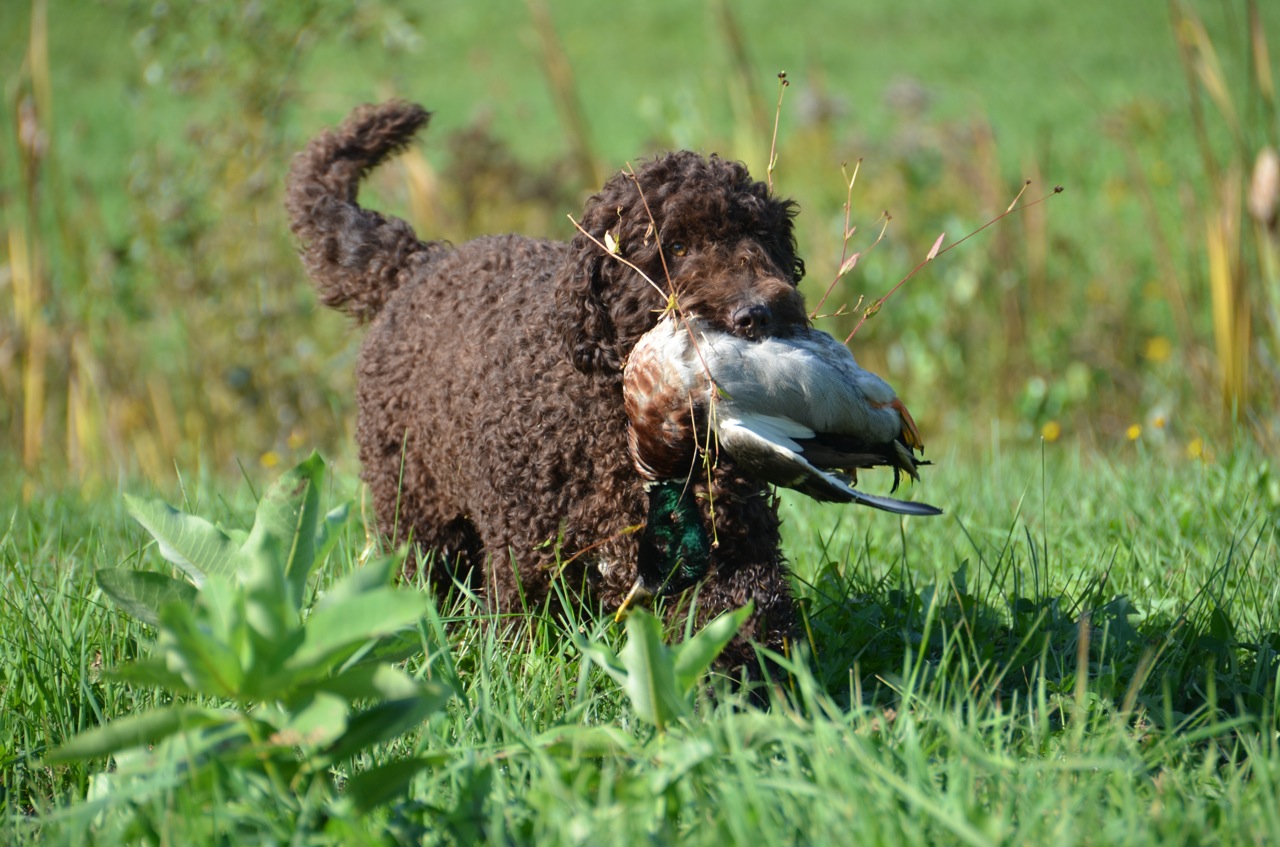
<box><xmin>342</xmin><ymin>754</ymin><xmax>452</xmax><ymax>813</ymax></box>
<box><xmin>313</xmin><ymin>501</ymin><xmax>353</xmax><ymax>567</ymax></box>
<box><xmin>240</xmin><ymin>630</ymin><xmax>308</xmax><ymax>702</ymax></box>
<box><xmin>575</xmin><ymin>636</ymin><xmax>627</xmax><ymax>684</ymax></box>
<box><xmin>286</xmin><ymin>589</ymin><xmax>429</xmax><ymax>676</ymax></box>
<box><xmin>44</xmin><ymin>706</ymin><xmax>232</xmax><ymax>763</ymax></box>
<box><xmin>324</xmin><ymin>692</ymin><xmax>452</xmax><ymax>763</ymax></box>
<box><xmin>295</xmin><ymin>662</ymin><xmax>441</xmax><ymax>704</ymax></box>
<box><xmin>534</xmin><ymin>725</ymin><xmax>636</xmax><ymax>758</ymax></box>
<box><xmin>340</xmin><ymin>628</ymin><xmax>424</xmax><ymax>668</ymax></box>
<box><xmin>274</xmin><ymin>691</ymin><xmax>349</xmax><ymax>750</ymax></box>
<box><xmin>672</xmin><ymin>603</ymin><xmax>752</xmax><ymax>694</ymax></box>
<box><xmin>196</xmin><ymin>573</ymin><xmax>249</xmax><ymax>666</ymax></box>
<box><xmin>242</xmin><ymin>451</ymin><xmax>325</xmax><ymax>609</ymax></box>
<box><xmin>39</xmin><ymin>725</ymin><xmax>246</xmax><ymax>828</ymax></box>
<box><xmin>241</xmin><ymin>534</ymin><xmax>304</xmax><ymax>685</ymax></box>
<box><xmin>1209</xmin><ymin>604</ymin><xmax>1236</xmax><ymax>643</ymax></box>
<box><xmin>96</xmin><ymin>568</ymin><xmax>198</xmax><ymax>627</ymax></box>
<box><xmin>157</xmin><ymin>599</ymin><xmax>245</xmax><ymax>697</ymax></box>
<box><xmin>124</xmin><ymin>493</ymin><xmax>244</xmax><ymax>584</ymax></box>
<box><xmin>120</xmin><ymin>718</ymin><xmax>253</xmax><ymax>774</ymax></box>
<box><xmin>222</xmin><ymin>526</ymin><xmax>250</xmax><ymax>545</ymax></box>
<box><xmin>648</xmin><ymin>737</ymin><xmax>715</xmax><ymax>792</ymax></box>
<box><xmin>616</xmin><ymin>609</ymin><xmax>686</xmax><ymax>731</ymax></box>
<box><xmin>40</xmin><ymin>767</ymin><xmax>184</xmax><ymax>829</ymax></box>
<box><xmin>314</xmin><ymin>553</ymin><xmax>400</xmax><ymax>612</ymax></box>
<box><xmin>106</xmin><ymin>658</ymin><xmax>196</xmax><ymax>694</ymax></box>
<box><xmin>242</xmin><ymin>533</ymin><xmax>295</xmax><ymax>639</ymax></box>
<box><xmin>577</xmin><ymin>607</ymin><xmax>748</xmax><ymax>730</ymax></box>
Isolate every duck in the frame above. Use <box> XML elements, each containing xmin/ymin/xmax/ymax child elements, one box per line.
<box><xmin>623</xmin><ymin>316</ymin><xmax>943</xmax><ymax>516</ymax></box>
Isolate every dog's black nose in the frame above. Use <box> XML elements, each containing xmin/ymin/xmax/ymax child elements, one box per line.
<box><xmin>732</xmin><ymin>304</ymin><xmax>773</xmax><ymax>339</ymax></box>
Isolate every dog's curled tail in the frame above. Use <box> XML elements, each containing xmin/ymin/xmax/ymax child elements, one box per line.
<box><xmin>285</xmin><ymin>101</ymin><xmax>436</xmax><ymax>322</ymax></box>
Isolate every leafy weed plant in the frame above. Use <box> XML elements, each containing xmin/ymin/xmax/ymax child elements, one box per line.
<box><xmin>39</xmin><ymin>454</ymin><xmax>452</xmax><ymax>839</ymax></box>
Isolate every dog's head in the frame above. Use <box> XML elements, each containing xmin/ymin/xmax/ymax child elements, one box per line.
<box><xmin>557</xmin><ymin>151</ymin><xmax>808</xmax><ymax>374</ymax></box>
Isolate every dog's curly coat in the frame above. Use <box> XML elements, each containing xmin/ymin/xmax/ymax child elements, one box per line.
<box><xmin>285</xmin><ymin>101</ymin><xmax>811</xmax><ymax>669</ymax></box>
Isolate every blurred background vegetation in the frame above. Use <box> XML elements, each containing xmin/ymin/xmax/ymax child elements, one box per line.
<box><xmin>2</xmin><ymin>0</ymin><xmax>1278</xmax><ymax>490</ymax></box>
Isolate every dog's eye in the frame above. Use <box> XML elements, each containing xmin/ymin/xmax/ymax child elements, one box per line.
<box><xmin>792</xmin><ymin>258</ymin><xmax>806</xmax><ymax>283</ymax></box>
<box><xmin>668</xmin><ymin>242</ymin><xmax>688</xmax><ymax>258</ymax></box>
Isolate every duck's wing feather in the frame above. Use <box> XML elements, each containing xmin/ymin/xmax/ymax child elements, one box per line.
<box><xmin>719</xmin><ymin>414</ymin><xmax>942</xmax><ymax>515</ymax></box>
<box><xmin>837</xmin><ymin>485</ymin><xmax>945</xmax><ymax>516</ymax></box>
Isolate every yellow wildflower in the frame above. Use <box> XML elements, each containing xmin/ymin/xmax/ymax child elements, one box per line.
<box><xmin>1144</xmin><ymin>336</ymin><xmax>1172</xmax><ymax>364</ymax></box>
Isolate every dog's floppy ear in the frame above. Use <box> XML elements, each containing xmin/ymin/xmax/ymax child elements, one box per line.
<box><xmin>557</xmin><ymin>232</ymin><xmax>623</xmax><ymax>373</ymax></box>
<box><xmin>557</xmin><ymin>155</ymin><xmax>690</xmax><ymax>374</ymax></box>
<box><xmin>555</xmin><ymin>177</ymin><xmax>634</xmax><ymax>371</ymax></box>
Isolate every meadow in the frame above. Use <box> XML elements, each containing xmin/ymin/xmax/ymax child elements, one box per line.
<box><xmin>2</xmin><ymin>0</ymin><xmax>1279</xmax><ymax>843</ymax></box>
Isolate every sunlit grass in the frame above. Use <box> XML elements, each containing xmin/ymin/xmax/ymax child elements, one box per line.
<box><xmin>1</xmin><ymin>0</ymin><xmax>1279</xmax><ymax>842</ymax></box>
<box><xmin>2</xmin><ymin>442</ymin><xmax>1277</xmax><ymax>843</ymax></box>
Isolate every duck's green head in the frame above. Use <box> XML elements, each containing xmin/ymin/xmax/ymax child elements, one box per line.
<box><xmin>637</xmin><ymin>479</ymin><xmax>710</xmax><ymax>595</ymax></box>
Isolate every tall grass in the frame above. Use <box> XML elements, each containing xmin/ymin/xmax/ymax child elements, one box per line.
<box><xmin>1170</xmin><ymin>0</ymin><xmax>1279</xmax><ymax>432</ymax></box>
<box><xmin>2</xmin><ymin>443</ymin><xmax>1277</xmax><ymax>843</ymax></box>
<box><xmin>1</xmin><ymin>0</ymin><xmax>1277</xmax><ymax>479</ymax></box>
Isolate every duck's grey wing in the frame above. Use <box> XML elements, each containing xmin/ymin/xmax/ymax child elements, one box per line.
<box><xmin>700</xmin><ymin>329</ymin><xmax>913</xmax><ymax>444</ymax></box>
<box><xmin>718</xmin><ymin>414</ymin><xmax>942</xmax><ymax>515</ymax></box>
<box><xmin>801</xmin><ymin>432</ymin><xmax>925</xmax><ymax>491</ymax></box>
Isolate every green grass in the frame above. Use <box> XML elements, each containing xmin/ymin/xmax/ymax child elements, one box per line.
<box><xmin>2</xmin><ymin>1</ymin><xmax>1279</xmax><ymax>842</ymax></box>
<box><xmin>2</xmin><ymin>444</ymin><xmax>1277</xmax><ymax>844</ymax></box>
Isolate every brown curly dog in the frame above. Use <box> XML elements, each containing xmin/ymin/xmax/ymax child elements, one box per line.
<box><xmin>285</xmin><ymin>101</ymin><xmax>810</xmax><ymax>672</ymax></box>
